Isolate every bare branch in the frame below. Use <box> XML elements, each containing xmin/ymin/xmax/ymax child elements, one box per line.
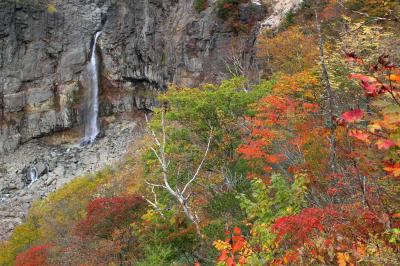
<box><xmin>145</xmin><ymin>180</ymin><xmax>166</xmax><ymax>189</ymax></box>
<box><xmin>145</xmin><ymin>113</ymin><xmax>161</xmax><ymax>147</ymax></box>
<box><xmin>161</xmin><ymin>111</ymin><xmax>166</xmax><ymax>157</ymax></box>
<box><xmin>144</xmin><ymin>110</ymin><xmax>213</xmax><ymax>233</ymax></box>
<box><xmin>182</xmin><ymin>129</ymin><xmax>213</xmax><ymax>195</ymax></box>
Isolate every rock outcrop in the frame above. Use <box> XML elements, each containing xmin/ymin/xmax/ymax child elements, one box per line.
<box><xmin>0</xmin><ymin>0</ymin><xmax>266</xmax><ymax>154</ymax></box>
<box><xmin>260</xmin><ymin>0</ymin><xmax>303</xmax><ymax>30</ymax></box>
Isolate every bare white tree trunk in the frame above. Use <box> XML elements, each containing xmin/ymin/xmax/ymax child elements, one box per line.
<box><xmin>144</xmin><ymin>111</ymin><xmax>213</xmax><ymax>233</ymax></box>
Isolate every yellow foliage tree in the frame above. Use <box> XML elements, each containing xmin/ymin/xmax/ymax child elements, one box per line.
<box><xmin>257</xmin><ymin>26</ymin><xmax>319</xmax><ymax>75</ymax></box>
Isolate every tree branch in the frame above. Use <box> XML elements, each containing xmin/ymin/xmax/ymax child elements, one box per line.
<box><xmin>182</xmin><ymin>129</ymin><xmax>213</xmax><ymax>195</ymax></box>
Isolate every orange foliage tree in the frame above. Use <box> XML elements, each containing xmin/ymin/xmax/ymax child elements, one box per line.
<box><xmin>237</xmin><ymin>51</ymin><xmax>400</xmax><ymax>264</ymax></box>
<box><xmin>257</xmin><ymin>26</ymin><xmax>318</xmax><ymax>75</ymax></box>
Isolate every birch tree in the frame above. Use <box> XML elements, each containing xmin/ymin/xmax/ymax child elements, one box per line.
<box><xmin>144</xmin><ymin>111</ymin><xmax>213</xmax><ymax>232</ymax></box>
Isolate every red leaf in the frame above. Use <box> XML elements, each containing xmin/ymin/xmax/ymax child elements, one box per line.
<box><xmin>232</xmin><ymin>237</ymin><xmax>245</xmax><ymax>252</ymax></box>
<box><xmin>233</xmin><ymin>227</ymin><xmax>241</xmax><ymax>236</ymax></box>
<box><xmin>238</xmin><ymin>256</ymin><xmax>247</xmax><ymax>265</ymax></box>
<box><xmin>361</xmin><ymin>81</ymin><xmax>384</xmax><ymax>96</ymax></box>
<box><xmin>383</xmin><ymin>163</ymin><xmax>400</xmax><ymax>177</ymax></box>
<box><xmin>349</xmin><ymin>74</ymin><xmax>376</xmax><ymax>83</ymax></box>
<box><xmin>376</xmin><ymin>139</ymin><xmax>396</xmax><ymax>150</ymax></box>
<box><xmin>226</xmin><ymin>257</ymin><xmax>236</xmax><ymax>266</ymax></box>
<box><xmin>332</xmin><ymin>115</ymin><xmax>346</xmax><ymax>126</ymax></box>
<box><xmin>348</xmin><ymin>129</ymin><xmax>370</xmax><ymax>143</ymax></box>
<box><xmin>327</xmin><ymin>187</ymin><xmax>339</xmax><ymax>196</ymax></box>
<box><xmin>218</xmin><ymin>250</ymin><xmax>229</xmax><ymax>262</ymax></box>
<box><xmin>349</xmin><ymin>74</ymin><xmax>385</xmax><ymax>96</ymax></box>
<box><xmin>341</xmin><ymin>109</ymin><xmax>364</xmax><ymax>123</ymax></box>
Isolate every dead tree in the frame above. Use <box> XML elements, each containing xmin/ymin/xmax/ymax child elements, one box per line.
<box><xmin>315</xmin><ymin>2</ymin><xmax>337</xmax><ymax>174</ymax></box>
<box><xmin>144</xmin><ymin>111</ymin><xmax>213</xmax><ymax>232</ymax></box>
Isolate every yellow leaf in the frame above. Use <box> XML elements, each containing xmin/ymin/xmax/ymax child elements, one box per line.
<box><xmin>368</xmin><ymin>123</ymin><xmax>381</xmax><ymax>133</ymax></box>
<box><xmin>387</xmin><ymin>74</ymin><xmax>400</xmax><ymax>82</ymax></box>
<box><xmin>337</xmin><ymin>252</ymin><xmax>350</xmax><ymax>266</ymax></box>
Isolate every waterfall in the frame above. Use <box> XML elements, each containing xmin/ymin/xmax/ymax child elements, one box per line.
<box><xmin>28</xmin><ymin>166</ymin><xmax>38</xmax><ymax>188</ymax></box>
<box><xmin>84</xmin><ymin>31</ymin><xmax>102</xmax><ymax>144</ymax></box>
<box><xmin>142</xmin><ymin>0</ymin><xmax>149</xmax><ymax>43</ymax></box>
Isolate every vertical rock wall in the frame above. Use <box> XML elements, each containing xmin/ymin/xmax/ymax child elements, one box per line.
<box><xmin>0</xmin><ymin>0</ymin><xmax>267</xmax><ymax>154</ymax></box>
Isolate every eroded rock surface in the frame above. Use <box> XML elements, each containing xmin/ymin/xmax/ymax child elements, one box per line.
<box><xmin>260</xmin><ymin>0</ymin><xmax>303</xmax><ymax>30</ymax></box>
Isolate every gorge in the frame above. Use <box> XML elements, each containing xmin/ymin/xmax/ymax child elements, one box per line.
<box><xmin>1</xmin><ymin>1</ymin><xmax>399</xmax><ymax>265</ymax></box>
<box><xmin>0</xmin><ymin>0</ymin><xmax>301</xmax><ymax>244</ymax></box>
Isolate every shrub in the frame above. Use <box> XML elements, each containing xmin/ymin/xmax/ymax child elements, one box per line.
<box><xmin>76</xmin><ymin>196</ymin><xmax>145</xmax><ymax>238</ymax></box>
<box><xmin>0</xmin><ymin>221</ymin><xmax>40</xmax><ymax>266</ymax></box>
<box><xmin>134</xmin><ymin>245</ymin><xmax>173</xmax><ymax>266</ymax></box>
<box><xmin>216</xmin><ymin>0</ymin><xmax>242</xmax><ymax>20</ymax></box>
<box><xmin>15</xmin><ymin>245</ymin><xmax>51</xmax><ymax>266</ymax></box>
<box><xmin>194</xmin><ymin>0</ymin><xmax>208</xmax><ymax>13</ymax></box>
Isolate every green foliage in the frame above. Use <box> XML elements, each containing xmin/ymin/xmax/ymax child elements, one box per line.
<box><xmin>280</xmin><ymin>10</ymin><xmax>295</xmax><ymax>30</ymax></box>
<box><xmin>143</xmin><ymin>77</ymin><xmax>274</xmax><ymax>225</ymax></box>
<box><xmin>134</xmin><ymin>245</ymin><xmax>173</xmax><ymax>266</ymax></box>
<box><xmin>238</xmin><ymin>174</ymin><xmax>308</xmax><ymax>261</ymax></box>
<box><xmin>154</xmin><ymin>76</ymin><xmax>273</xmax><ymax>167</ymax></box>
<box><xmin>206</xmin><ymin>191</ymin><xmax>246</xmax><ymax>221</ymax></box>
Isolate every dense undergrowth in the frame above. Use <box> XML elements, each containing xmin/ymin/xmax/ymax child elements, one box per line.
<box><xmin>1</xmin><ymin>1</ymin><xmax>400</xmax><ymax>265</ymax></box>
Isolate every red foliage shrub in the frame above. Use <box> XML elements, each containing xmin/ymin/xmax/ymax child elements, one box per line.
<box><xmin>75</xmin><ymin>196</ymin><xmax>144</xmax><ymax>238</ymax></box>
<box><xmin>15</xmin><ymin>245</ymin><xmax>51</xmax><ymax>266</ymax></box>
<box><xmin>273</xmin><ymin>207</ymin><xmax>338</xmax><ymax>245</ymax></box>
<box><xmin>272</xmin><ymin>205</ymin><xmax>384</xmax><ymax>249</ymax></box>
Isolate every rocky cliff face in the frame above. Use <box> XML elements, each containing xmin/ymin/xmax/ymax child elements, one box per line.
<box><xmin>0</xmin><ymin>0</ymin><xmax>266</xmax><ymax>154</ymax></box>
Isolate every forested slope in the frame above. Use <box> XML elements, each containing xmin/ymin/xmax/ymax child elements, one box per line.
<box><xmin>1</xmin><ymin>1</ymin><xmax>400</xmax><ymax>265</ymax></box>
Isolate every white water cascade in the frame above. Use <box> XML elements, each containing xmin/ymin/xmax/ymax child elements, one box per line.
<box><xmin>28</xmin><ymin>166</ymin><xmax>38</xmax><ymax>188</ymax></box>
<box><xmin>84</xmin><ymin>31</ymin><xmax>102</xmax><ymax>144</ymax></box>
<box><xmin>142</xmin><ymin>0</ymin><xmax>149</xmax><ymax>43</ymax></box>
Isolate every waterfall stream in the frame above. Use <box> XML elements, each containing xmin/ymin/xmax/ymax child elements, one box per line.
<box><xmin>28</xmin><ymin>166</ymin><xmax>38</xmax><ymax>188</ymax></box>
<box><xmin>142</xmin><ymin>0</ymin><xmax>149</xmax><ymax>43</ymax></box>
<box><xmin>83</xmin><ymin>31</ymin><xmax>102</xmax><ymax>144</ymax></box>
